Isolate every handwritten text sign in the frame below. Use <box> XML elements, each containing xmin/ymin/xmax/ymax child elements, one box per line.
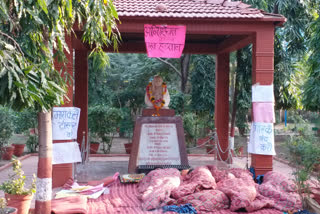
<box><xmin>52</xmin><ymin>107</ymin><xmax>80</xmax><ymax>140</ymax></box>
<box><xmin>252</xmin><ymin>84</ymin><xmax>274</xmax><ymax>102</ymax></box>
<box><xmin>248</xmin><ymin>122</ymin><xmax>276</xmax><ymax>155</ymax></box>
<box><xmin>52</xmin><ymin>142</ymin><xmax>82</xmax><ymax>164</ymax></box>
<box><xmin>144</xmin><ymin>24</ymin><xmax>186</xmax><ymax>58</ymax></box>
<box><xmin>138</xmin><ymin>123</ymin><xmax>181</xmax><ymax>165</ymax></box>
<box><xmin>253</xmin><ymin>102</ymin><xmax>275</xmax><ymax>123</ymax></box>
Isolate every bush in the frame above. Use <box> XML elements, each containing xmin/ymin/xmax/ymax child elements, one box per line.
<box><xmin>12</xmin><ymin>109</ymin><xmax>37</xmax><ymax>134</ymax></box>
<box><xmin>118</xmin><ymin>107</ymin><xmax>133</xmax><ymax>138</ymax></box>
<box><xmin>182</xmin><ymin>112</ymin><xmax>197</xmax><ymax>147</ymax></box>
<box><xmin>0</xmin><ymin>158</ymin><xmax>36</xmax><ymax>195</ymax></box>
<box><xmin>88</xmin><ymin>105</ymin><xmax>123</xmax><ymax>153</ymax></box>
<box><xmin>169</xmin><ymin>92</ymin><xmax>185</xmax><ymax>115</ymax></box>
<box><xmin>0</xmin><ymin>107</ymin><xmax>14</xmax><ymax>148</ymax></box>
<box><xmin>26</xmin><ymin>134</ymin><xmax>38</xmax><ymax>153</ymax></box>
<box><xmin>287</xmin><ymin>134</ymin><xmax>320</xmax><ymax>202</ymax></box>
<box><xmin>288</xmin><ymin>135</ymin><xmax>320</xmax><ymax>167</ymax></box>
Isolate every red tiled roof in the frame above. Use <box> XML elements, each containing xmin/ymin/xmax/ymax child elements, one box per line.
<box><xmin>113</xmin><ymin>0</ymin><xmax>266</xmax><ymax>19</ymax></box>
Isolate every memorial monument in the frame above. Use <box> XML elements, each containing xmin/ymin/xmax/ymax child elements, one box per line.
<box><xmin>128</xmin><ymin>76</ymin><xmax>189</xmax><ymax>173</ymax></box>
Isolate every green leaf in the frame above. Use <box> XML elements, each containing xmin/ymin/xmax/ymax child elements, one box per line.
<box><xmin>8</xmin><ymin>71</ymin><xmax>12</xmax><ymax>90</ymax></box>
<box><xmin>37</xmin><ymin>0</ymin><xmax>48</xmax><ymax>14</ymax></box>
<box><xmin>66</xmin><ymin>0</ymin><xmax>73</xmax><ymax>18</ymax></box>
<box><xmin>23</xmin><ymin>66</ymin><xmax>33</xmax><ymax>75</ymax></box>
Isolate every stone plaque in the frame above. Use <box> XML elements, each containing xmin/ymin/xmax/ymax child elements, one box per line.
<box><xmin>138</xmin><ymin>123</ymin><xmax>181</xmax><ymax>165</ymax></box>
<box><xmin>128</xmin><ymin>115</ymin><xmax>189</xmax><ymax>173</ymax></box>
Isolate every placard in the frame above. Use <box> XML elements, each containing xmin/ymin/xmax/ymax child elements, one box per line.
<box><xmin>248</xmin><ymin>122</ymin><xmax>276</xmax><ymax>155</ymax></box>
<box><xmin>252</xmin><ymin>102</ymin><xmax>275</xmax><ymax>123</ymax></box>
<box><xmin>144</xmin><ymin>24</ymin><xmax>186</xmax><ymax>58</ymax></box>
<box><xmin>52</xmin><ymin>142</ymin><xmax>82</xmax><ymax>164</ymax></box>
<box><xmin>138</xmin><ymin>123</ymin><xmax>181</xmax><ymax>165</ymax></box>
<box><xmin>252</xmin><ymin>84</ymin><xmax>274</xmax><ymax>102</ymax></box>
<box><xmin>52</xmin><ymin>107</ymin><xmax>80</xmax><ymax>140</ymax></box>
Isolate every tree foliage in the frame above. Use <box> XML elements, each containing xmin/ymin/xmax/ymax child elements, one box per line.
<box><xmin>234</xmin><ymin>47</ymin><xmax>252</xmax><ymax>135</ymax></box>
<box><xmin>0</xmin><ymin>107</ymin><xmax>14</xmax><ymax>147</ymax></box>
<box><xmin>190</xmin><ymin>55</ymin><xmax>215</xmax><ymax>114</ymax></box>
<box><xmin>0</xmin><ymin>0</ymin><xmax>119</xmax><ymax>111</ymax></box>
<box><xmin>89</xmin><ymin>53</ymin><xmax>181</xmax><ymax>112</ymax></box>
<box><xmin>303</xmin><ymin>14</ymin><xmax>320</xmax><ymax>111</ymax></box>
<box><xmin>244</xmin><ymin>0</ymin><xmax>318</xmax><ymax>110</ymax></box>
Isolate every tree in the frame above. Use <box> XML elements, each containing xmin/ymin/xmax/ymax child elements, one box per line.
<box><xmin>190</xmin><ymin>55</ymin><xmax>215</xmax><ymax>115</ymax></box>
<box><xmin>303</xmin><ymin>15</ymin><xmax>320</xmax><ymax>111</ymax></box>
<box><xmin>156</xmin><ymin>54</ymin><xmax>192</xmax><ymax>93</ymax></box>
<box><xmin>190</xmin><ymin>55</ymin><xmax>216</xmax><ymax>138</ymax></box>
<box><xmin>0</xmin><ymin>1</ymin><xmax>119</xmax><ymax>213</ymax></box>
<box><xmin>244</xmin><ymin>0</ymin><xmax>317</xmax><ymax>110</ymax></box>
<box><xmin>231</xmin><ymin>47</ymin><xmax>252</xmax><ymax>136</ymax></box>
<box><xmin>228</xmin><ymin>0</ymin><xmax>318</xmax><ymax>136</ymax></box>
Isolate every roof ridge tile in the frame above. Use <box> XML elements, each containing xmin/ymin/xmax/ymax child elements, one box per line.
<box><xmin>114</xmin><ymin>0</ymin><xmax>274</xmax><ymax>19</ymax></box>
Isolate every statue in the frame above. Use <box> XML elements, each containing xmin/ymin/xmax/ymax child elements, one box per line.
<box><xmin>145</xmin><ymin>75</ymin><xmax>170</xmax><ymax>115</ymax></box>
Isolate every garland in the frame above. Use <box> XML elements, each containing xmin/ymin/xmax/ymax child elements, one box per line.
<box><xmin>146</xmin><ymin>82</ymin><xmax>167</xmax><ymax>116</ymax></box>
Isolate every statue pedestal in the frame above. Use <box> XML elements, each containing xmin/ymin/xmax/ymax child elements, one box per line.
<box><xmin>142</xmin><ymin>109</ymin><xmax>175</xmax><ymax>117</ymax></box>
<box><xmin>128</xmin><ymin>109</ymin><xmax>189</xmax><ymax>173</ymax></box>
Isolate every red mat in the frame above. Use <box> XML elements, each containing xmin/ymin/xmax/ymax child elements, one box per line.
<box><xmin>86</xmin><ymin>181</ymin><xmax>283</xmax><ymax>214</ymax></box>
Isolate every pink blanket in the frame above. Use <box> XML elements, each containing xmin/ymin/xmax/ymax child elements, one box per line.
<box><xmin>172</xmin><ymin>166</ymin><xmax>216</xmax><ymax>199</ymax></box>
<box><xmin>136</xmin><ymin>167</ymin><xmax>300</xmax><ymax>213</ymax></box>
<box><xmin>257</xmin><ymin>171</ymin><xmax>302</xmax><ymax>211</ymax></box>
<box><xmin>73</xmin><ymin>167</ymin><xmax>298</xmax><ymax>213</ymax></box>
<box><xmin>87</xmin><ymin>180</ymin><xmax>174</xmax><ymax>214</ymax></box>
<box><xmin>137</xmin><ymin>168</ymin><xmax>181</xmax><ymax>210</ymax></box>
<box><xmin>85</xmin><ymin>179</ymin><xmax>282</xmax><ymax>214</ymax></box>
<box><xmin>51</xmin><ymin>196</ymin><xmax>87</xmax><ymax>214</ymax></box>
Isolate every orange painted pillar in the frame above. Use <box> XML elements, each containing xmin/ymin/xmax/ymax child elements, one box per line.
<box><xmin>74</xmin><ymin>50</ymin><xmax>89</xmax><ymax>156</ymax></box>
<box><xmin>52</xmin><ymin>34</ymin><xmax>74</xmax><ymax>188</ymax></box>
<box><xmin>251</xmin><ymin>26</ymin><xmax>275</xmax><ymax>176</ymax></box>
<box><xmin>215</xmin><ymin>52</ymin><xmax>231</xmax><ymax>163</ymax></box>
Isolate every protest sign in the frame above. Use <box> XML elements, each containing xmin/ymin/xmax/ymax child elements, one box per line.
<box><xmin>52</xmin><ymin>107</ymin><xmax>80</xmax><ymax>140</ymax></box>
<box><xmin>248</xmin><ymin>122</ymin><xmax>276</xmax><ymax>155</ymax></box>
<box><xmin>144</xmin><ymin>24</ymin><xmax>186</xmax><ymax>58</ymax></box>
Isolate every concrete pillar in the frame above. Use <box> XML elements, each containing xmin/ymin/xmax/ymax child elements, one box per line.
<box><xmin>74</xmin><ymin>50</ymin><xmax>89</xmax><ymax>157</ymax></box>
<box><xmin>215</xmin><ymin>52</ymin><xmax>231</xmax><ymax>163</ymax></box>
<box><xmin>251</xmin><ymin>26</ymin><xmax>275</xmax><ymax>175</ymax></box>
<box><xmin>52</xmin><ymin>34</ymin><xmax>74</xmax><ymax>188</ymax></box>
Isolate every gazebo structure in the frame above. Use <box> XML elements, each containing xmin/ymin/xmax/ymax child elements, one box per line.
<box><xmin>53</xmin><ymin>0</ymin><xmax>285</xmax><ymax>187</ymax></box>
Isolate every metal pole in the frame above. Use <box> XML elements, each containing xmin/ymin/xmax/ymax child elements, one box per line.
<box><xmin>284</xmin><ymin>110</ymin><xmax>287</xmax><ymax>127</ymax></box>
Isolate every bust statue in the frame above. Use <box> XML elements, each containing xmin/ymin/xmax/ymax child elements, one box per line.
<box><xmin>145</xmin><ymin>75</ymin><xmax>170</xmax><ymax>109</ymax></box>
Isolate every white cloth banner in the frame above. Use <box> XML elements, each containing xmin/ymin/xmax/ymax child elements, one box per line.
<box><xmin>229</xmin><ymin>136</ymin><xmax>234</xmax><ymax>150</ymax></box>
<box><xmin>248</xmin><ymin>122</ymin><xmax>276</xmax><ymax>155</ymax></box>
<box><xmin>52</xmin><ymin>142</ymin><xmax>82</xmax><ymax>164</ymax></box>
<box><xmin>252</xmin><ymin>84</ymin><xmax>274</xmax><ymax>102</ymax></box>
<box><xmin>52</xmin><ymin>107</ymin><xmax>80</xmax><ymax>140</ymax></box>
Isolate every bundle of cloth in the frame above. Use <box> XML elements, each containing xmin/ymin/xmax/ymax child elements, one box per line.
<box><xmin>137</xmin><ymin>166</ymin><xmax>302</xmax><ymax>213</ymax></box>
